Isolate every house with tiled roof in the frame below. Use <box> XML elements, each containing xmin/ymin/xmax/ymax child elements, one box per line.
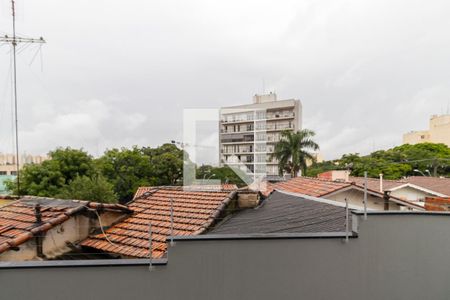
<box><xmin>318</xmin><ymin>171</ymin><xmax>448</xmax><ymax>204</ymax></box>
<box><xmin>252</xmin><ymin>176</ymin><xmax>423</xmax><ymax>211</ymax></box>
<box><xmin>405</xmin><ymin>176</ymin><xmax>450</xmax><ymax>197</ymax></box>
<box><xmin>348</xmin><ymin>176</ymin><xmax>447</xmax><ymax>203</ymax></box>
<box><xmin>0</xmin><ymin>197</ymin><xmax>131</xmax><ymax>261</ymax></box>
<box><xmin>81</xmin><ymin>186</ymin><xmax>254</xmax><ymax>258</ymax></box>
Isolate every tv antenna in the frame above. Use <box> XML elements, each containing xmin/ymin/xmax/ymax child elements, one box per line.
<box><xmin>0</xmin><ymin>0</ymin><xmax>46</xmax><ymax>196</ymax></box>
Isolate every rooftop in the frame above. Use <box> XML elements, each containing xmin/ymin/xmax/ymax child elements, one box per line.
<box><xmin>133</xmin><ymin>184</ymin><xmax>238</xmax><ymax>200</ymax></box>
<box><xmin>405</xmin><ymin>176</ymin><xmax>450</xmax><ymax>196</ymax></box>
<box><xmin>81</xmin><ymin>186</ymin><xmax>237</xmax><ymax>258</ymax></box>
<box><xmin>349</xmin><ymin>176</ymin><xmax>407</xmax><ymax>191</ymax></box>
<box><xmin>208</xmin><ymin>190</ymin><xmax>350</xmax><ymax>235</ymax></box>
<box><xmin>255</xmin><ymin>176</ymin><xmax>350</xmax><ymax>197</ymax></box>
<box><xmin>0</xmin><ymin>197</ymin><xmax>130</xmax><ymax>255</ymax></box>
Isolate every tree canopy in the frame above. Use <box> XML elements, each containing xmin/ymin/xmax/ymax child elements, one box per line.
<box><xmin>308</xmin><ymin>143</ymin><xmax>450</xmax><ymax>179</ymax></box>
<box><xmin>7</xmin><ymin>144</ymin><xmax>189</xmax><ymax>203</ymax></box>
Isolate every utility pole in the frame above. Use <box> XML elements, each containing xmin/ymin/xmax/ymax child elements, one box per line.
<box><xmin>0</xmin><ymin>0</ymin><xmax>46</xmax><ymax>196</ymax></box>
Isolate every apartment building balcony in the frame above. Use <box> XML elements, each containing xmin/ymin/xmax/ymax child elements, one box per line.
<box><xmin>255</xmin><ymin>123</ymin><xmax>294</xmax><ymax>132</ymax></box>
<box><xmin>220</xmin><ymin>134</ymin><xmax>254</xmax><ymax>144</ymax></box>
<box><xmin>220</xmin><ymin>112</ymin><xmax>295</xmax><ymax>125</ymax></box>
<box><xmin>221</xmin><ymin>129</ymin><xmax>255</xmax><ymax>134</ymax></box>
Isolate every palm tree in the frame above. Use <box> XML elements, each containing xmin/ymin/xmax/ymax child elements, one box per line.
<box><xmin>271</xmin><ymin>129</ymin><xmax>319</xmax><ymax>178</ymax></box>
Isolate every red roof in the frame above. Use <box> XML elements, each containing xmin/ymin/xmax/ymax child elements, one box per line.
<box><xmin>349</xmin><ymin>177</ymin><xmax>406</xmax><ymax>192</ymax></box>
<box><xmin>133</xmin><ymin>184</ymin><xmax>238</xmax><ymax>200</ymax></box>
<box><xmin>0</xmin><ymin>197</ymin><xmax>130</xmax><ymax>255</ymax></box>
<box><xmin>256</xmin><ymin>177</ymin><xmax>350</xmax><ymax>197</ymax></box>
<box><xmin>81</xmin><ymin>187</ymin><xmax>236</xmax><ymax>258</ymax></box>
<box><xmin>405</xmin><ymin>176</ymin><xmax>450</xmax><ymax>196</ymax></box>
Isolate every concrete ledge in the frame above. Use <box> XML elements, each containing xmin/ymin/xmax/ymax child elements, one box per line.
<box><xmin>0</xmin><ymin>258</ymin><xmax>167</xmax><ymax>269</ymax></box>
<box><xmin>170</xmin><ymin>232</ymin><xmax>358</xmax><ymax>241</ymax></box>
<box><xmin>352</xmin><ymin>211</ymin><xmax>450</xmax><ymax>216</ymax></box>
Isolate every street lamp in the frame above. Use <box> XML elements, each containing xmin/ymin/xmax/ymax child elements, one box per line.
<box><xmin>413</xmin><ymin>169</ymin><xmax>426</xmax><ymax>177</ymax></box>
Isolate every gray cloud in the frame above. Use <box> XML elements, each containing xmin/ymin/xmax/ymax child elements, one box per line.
<box><xmin>0</xmin><ymin>0</ymin><xmax>449</xmax><ymax>162</ymax></box>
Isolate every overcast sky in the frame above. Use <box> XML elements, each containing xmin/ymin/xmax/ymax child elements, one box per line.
<box><xmin>0</xmin><ymin>0</ymin><xmax>449</xmax><ymax>164</ymax></box>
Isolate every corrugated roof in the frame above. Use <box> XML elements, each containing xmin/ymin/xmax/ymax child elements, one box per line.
<box><xmin>208</xmin><ymin>191</ymin><xmax>350</xmax><ymax>234</ymax></box>
<box><xmin>81</xmin><ymin>187</ymin><xmax>236</xmax><ymax>258</ymax></box>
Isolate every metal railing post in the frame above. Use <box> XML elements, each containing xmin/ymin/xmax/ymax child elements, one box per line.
<box><xmin>345</xmin><ymin>198</ymin><xmax>349</xmax><ymax>243</ymax></box>
<box><xmin>170</xmin><ymin>197</ymin><xmax>174</xmax><ymax>246</ymax></box>
<box><xmin>364</xmin><ymin>171</ymin><xmax>368</xmax><ymax>220</ymax></box>
<box><xmin>148</xmin><ymin>222</ymin><xmax>153</xmax><ymax>271</ymax></box>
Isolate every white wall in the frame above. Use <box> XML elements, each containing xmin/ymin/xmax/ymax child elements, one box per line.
<box><xmin>326</xmin><ymin>188</ymin><xmax>401</xmax><ymax>210</ymax></box>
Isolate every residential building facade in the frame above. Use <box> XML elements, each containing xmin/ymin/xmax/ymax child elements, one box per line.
<box><xmin>0</xmin><ymin>153</ymin><xmax>48</xmax><ymax>176</ymax></box>
<box><xmin>219</xmin><ymin>93</ymin><xmax>302</xmax><ymax>177</ymax></box>
<box><xmin>403</xmin><ymin>114</ymin><xmax>450</xmax><ymax>147</ymax></box>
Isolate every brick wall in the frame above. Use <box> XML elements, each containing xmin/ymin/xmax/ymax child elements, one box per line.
<box><xmin>425</xmin><ymin>196</ymin><xmax>450</xmax><ymax>211</ymax></box>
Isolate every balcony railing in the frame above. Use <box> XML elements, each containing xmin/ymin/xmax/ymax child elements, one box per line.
<box><xmin>220</xmin><ymin>112</ymin><xmax>295</xmax><ymax>124</ymax></box>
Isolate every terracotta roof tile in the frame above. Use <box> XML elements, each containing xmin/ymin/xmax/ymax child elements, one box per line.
<box><xmin>349</xmin><ymin>177</ymin><xmax>407</xmax><ymax>191</ymax></box>
<box><xmin>405</xmin><ymin>176</ymin><xmax>450</xmax><ymax>196</ymax></box>
<box><xmin>254</xmin><ymin>177</ymin><xmax>351</xmax><ymax>197</ymax></box>
<box><xmin>0</xmin><ymin>197</ymin><xmax>130</xmax><ymax>255</ymax></box>
<box><xmin>81</xmin><ymin>186</ymin><xmax>235</xmax><ymax>258</ymax></box>
<box><xmin>133</xmin><ymin>184</ymin><xmax>238</xmax><ymax>200</ymax></box>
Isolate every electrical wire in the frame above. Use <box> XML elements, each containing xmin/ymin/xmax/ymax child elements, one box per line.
<box><xmin>93</xmin><ymin>209</ymin><xmax>119</xmax><ymax>248</ymax></box>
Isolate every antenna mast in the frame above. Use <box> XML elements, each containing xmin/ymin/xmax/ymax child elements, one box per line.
<box><xmin>0</xmin><ymin>0</ymin><xmax>46</xmax><ymax>196</ymax></box>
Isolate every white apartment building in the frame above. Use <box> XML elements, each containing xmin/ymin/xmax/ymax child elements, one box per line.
<box><xmin>219</xmin><ymin>93</ymin><xmax>302</xmax><ymax>177</ymax></box>
<box><xmin>0</xmin><ymin>153</ymin><xmax>48</xmax><ymax>175</ymax></box>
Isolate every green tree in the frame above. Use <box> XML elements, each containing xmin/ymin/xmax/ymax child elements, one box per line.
<box><xmin>391</xmin><ymin>143</ymin><xmax>450</xmax><ymax>176</ymax></box>
<box><xmin>7</xmin><ymin>147</ymin><xmax>95</xmax><ymax>196</ymax></box>
<box><xmin>308</xmin><ymin>142</ymin><xmax>450</xmax><ymax>180</ymax></box>
<box><xmin>56</xmin><ymin>175</ymin><xmax>118</xmax><ymax>203</ymax></box>
<box><xmin>196</xmin><ymin>165</ymin><xmax>246</xmax><ymax>187</ymax></box>
<box><xmin>272</xmin><ymin>129</ymin><xmax>320</xmax><ymax>177</ymax></box>
<box><xmin>142</xmin><ymin>143</ymin><xmax>185</xmax><ymax>185</ymax></box>
<box><xmin>96</xmin><ymin>147</ymin><xmax>153</xmax><ymax>203</ymax></box>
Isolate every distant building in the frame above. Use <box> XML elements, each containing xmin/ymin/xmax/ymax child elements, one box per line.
<box><xmin>403</xmin><ymin>114</ymin><xmax>450</xmax><ymax>147</ymax></box>
<box><xmin>219</xmin><ymin>93</ymin><xmax>302</xmax><ymax>177</ymax></box>
<box><xmin>0</xmin><ymin>153</ymin><xmax>48</xmax><ymax>176</ymax></box>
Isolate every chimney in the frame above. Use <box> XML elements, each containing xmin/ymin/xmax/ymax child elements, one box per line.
<box><xmin>237</xmin><ymin>192</ymin><xmax>260</xmax><ymax>208</ymax></box>
<box><xmin>379</xmin><ymin>174</ymin><xmax>383</xmax><ymax>193</ymax></box>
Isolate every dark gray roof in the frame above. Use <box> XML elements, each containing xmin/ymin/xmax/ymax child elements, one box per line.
<box><xmin>208</xmin><ymin>191</ymin><xmax>351</xmax><ymax>234</ymax></box>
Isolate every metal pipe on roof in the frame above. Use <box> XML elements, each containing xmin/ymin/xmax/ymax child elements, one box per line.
<box><xmin>364</xmin><ymin>172</ymin><xmax>368</xmax><ymax>220</ymax></box>
<box><xmin>379</xmin><ymin>173</ymin><xmax>383</xmax><ymax>193</ymax></box>
<box><xmin>148</xmin><ymin>222</ymin><xmax>153</xmax><ymax>271</ymax></box>
<box><xmin>170</xmin><ymin>198</ymin><xmax>174</xmax><ymax>246</ymax></box>
<box><xmin>345</xmin><ymin>198</ymin><xmax>349</xmax><ymax>243</ymax></box>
